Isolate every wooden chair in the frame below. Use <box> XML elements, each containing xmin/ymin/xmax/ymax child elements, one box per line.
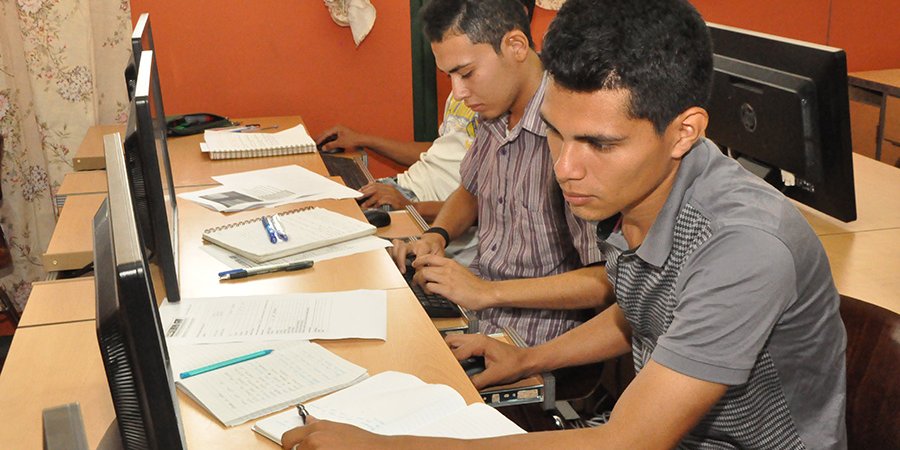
<box><xmin>839</xmin><ymin>294</ymin><xmax>900</xmax><ymax>449</ymax></box>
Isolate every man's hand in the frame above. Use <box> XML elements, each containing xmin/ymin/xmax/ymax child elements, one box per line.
<box><xmin>390</xmin><ymin>234</ymin><xmax>446</xmax><ymax>273</ymax></box>
<box><xmin>445</xmin><ymin>334</ymin><xmax>533</xmax><ymax>390</ymax></box>
<box><xmin>413</xmin><ymin>254</ymin><xmax>494</xmax><ymax>310</ymax></box>
<box><xmin>281</xmin><ymin>417</ymin><xmax>393</xmax><ymax>450</ymax></box>
<box><xmin>359</xmin><ymin>183</ymin><xmax>412</xmax><ymax>210</ymax></box>
<box><xmin>315</xmin><ymin>125</ymin><xmax>368</xmax><ymax>152</ymax></box>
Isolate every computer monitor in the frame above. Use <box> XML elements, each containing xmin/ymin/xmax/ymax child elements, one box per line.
<box><xmin>124</xmin><ymin>13</ymin><xmax>158</xmax><ymax>103</ymax></box>
<box><xmin>93</xmin><ymin>132</ymin><xmax>186</xmax><ymax>449</ymax></box>
<box><xmin>706</xmin><ymin>23</ymin><xmax>856</xmax><ymax>222</ymax></box>
<box><xmin>123</xmin><ymin>49</ymin><xmax>180</xmax><ymax>302</ymax></box>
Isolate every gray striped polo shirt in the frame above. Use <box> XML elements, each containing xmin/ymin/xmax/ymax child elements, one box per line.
<box><xmin>598</xmin><ymin>138</ymin><xmax>846</xmax><ymax>449</ymax></box>
<box><xmin>460</xmin><ymin>73</ymin><xmax>602</xmax><ymax>346</ymax></box>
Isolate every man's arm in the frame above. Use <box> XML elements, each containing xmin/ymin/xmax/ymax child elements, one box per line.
<box><xmin>390</xmin><ymin>186</ymin><xmax>478</xmax><ymax>270</ymax></box>
<box><xmin>283</xmin><ymin>306</ymin><xmax>727</xmax><ymax>449</ymax></box>
<box><xmin>316</xmin><ymin>125</ymin><xmax>429</xmax><ymax>166</ymax></box>
<box><xmin>413</xmin><ymin>259</ymin><xmax>612</xmax><ymax>310</ymax></box>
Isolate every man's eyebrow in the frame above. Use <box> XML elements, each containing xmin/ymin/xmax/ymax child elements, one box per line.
<box><xmin>445</xmin><ymin>62</ymin><xmax>472</xmax><ymax>74</ymax></box>
<box><xmin>540</xmin><ymin>113</ymin><xmax>626</xmax><ymax>144</ymax></box>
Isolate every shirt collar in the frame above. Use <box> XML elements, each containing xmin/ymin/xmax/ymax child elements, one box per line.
<box><xmin>482</xmin><ymin>72</ymin><xmax>549</xmax><ymax>141</ymax></box>
<box><xmin>633</xmin><ymin>138</ymin><xmax>713</xmax><ymax>267</ymax></box>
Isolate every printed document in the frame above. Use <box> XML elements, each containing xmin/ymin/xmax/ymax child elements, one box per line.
<box><xmin>159</xmin><ymin>290</ymin><xmax>387</xmax><ymax>343</ymax></box>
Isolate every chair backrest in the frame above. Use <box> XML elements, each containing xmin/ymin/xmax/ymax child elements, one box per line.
<box><xmin>839</xmin><ymin>294</ymin><xmax>900</xmax><ymax>449</ymax></box>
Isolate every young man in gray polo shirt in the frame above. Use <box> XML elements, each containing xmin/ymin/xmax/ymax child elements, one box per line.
<box><xmin>282</xmin><ymin>0</ymin><xmax>847</xmax><ymax>448</ymax></box>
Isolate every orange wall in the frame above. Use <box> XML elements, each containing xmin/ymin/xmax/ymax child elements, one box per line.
<box><xmin>131</xmin><ymin>1</ymin><xmax>897</xmax><ymax>177</ymax></box>
<box><xmin>128</xmin><ymin>0</ymin><xmax>410</xmax><ymax>176</ymax></box>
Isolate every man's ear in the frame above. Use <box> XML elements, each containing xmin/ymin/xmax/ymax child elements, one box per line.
<box><xmin>670</xmin><ymin>107</ymin><xmax>708</xmax><ymax>159</ymax></box>
<box><xmin>502</xmin><ymin>30</ymin><xmax>530</xmax><ymax>61</ymax></box>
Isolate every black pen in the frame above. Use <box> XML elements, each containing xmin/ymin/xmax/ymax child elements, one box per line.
<box><xmin>217</xmin><ymin>260</ymin><xmax>314</xmax><ymax>280</ymax></box>
<box><xmin>296</xmin><ymin>403</ymin><xmax>309</xmax><ymax>425</ymax></box>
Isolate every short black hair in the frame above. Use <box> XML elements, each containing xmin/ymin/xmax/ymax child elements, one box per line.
<box><xmin>421</xmin><ymin>0</ymin><xmax>534</xmax><ymax>52</ymax></box>
<box><xmin>541</xmin><ymin>0</ymin><xmax>713</xmax><ymax>134</ymax></box>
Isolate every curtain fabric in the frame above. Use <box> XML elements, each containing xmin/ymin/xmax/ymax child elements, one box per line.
<box><xmin>0</xmin><ymin>0</ymin><xmax>132</xmax><ymax>310</ymax></box>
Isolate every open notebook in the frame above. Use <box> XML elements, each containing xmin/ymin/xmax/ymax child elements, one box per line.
<box><xmin>202</xmin><ymin>207</ymin><xmax>376</xmax><ymax>263</ymax></box>
<box><xmin>168</xmin><ymin>340</ymin><xmax>368</xmax><ymax>427</ymax></box>
<box><xmin>253</xmin><ymin>371</ymin><xmax>525</xmax><ymax>443</ymax></box>
<box><xmin>201</xmin><ymin>124</ymin><xmax>316</xmax><ymax>160</ymax></box>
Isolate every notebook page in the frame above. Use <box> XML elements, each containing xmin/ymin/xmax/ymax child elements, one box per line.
<box><xmin>160</xmin><ymin>290</ymin><xmax>387</xmax><ymax>343</ymax></box>
<box><xmin>204</xmin><ymin>124</ymin><xmax>315</xmax><ymax>151</ymax></box>
<box><xmin>253</xmin><ymin>371</ymin><xmax>469</xmax><ymax>443</ymax></box>
<box><xmin>411</xmin><ymin>403</ymin><xmax>526</xmax><ymax>438</ymax></box>
<box><xmin>175</xmin><ymin>341</ymin><xmax>367</xmax><ymax>426</ymax></box>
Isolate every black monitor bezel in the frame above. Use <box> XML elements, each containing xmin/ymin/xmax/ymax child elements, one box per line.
<box><xmin>126</xmin><ymin>49</ymin><xmax>180</xmax><ymax>302</ymax></box>
<box><xmin>707</xmin><ymin>23</ymin><xmax>856</xmax><ymax>222</ymax></box>
<box><xmin>94</xmin><ymin>132</ymin><xmax>186</xmax><ymax>449</ymax></box>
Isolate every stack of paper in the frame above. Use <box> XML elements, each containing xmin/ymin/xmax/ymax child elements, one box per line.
<box><xmin>201</xmin><ymin>124</ymin><xmax>316</xmax><ymax>160</ymax></box>
<box><xmin>253</xmin><ymin>371</ymin><xmax>526</xmax><ymax>444</ymax></box>
<box><xmin>178</xmin><ymin>165</ymin><xmax>362</xmax><ymax>212</ymax></box>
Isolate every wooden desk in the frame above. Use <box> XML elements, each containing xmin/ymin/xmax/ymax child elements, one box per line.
<box><xmin>820</xmin><ymin>229</ymin><xmax>900</xmax><ymax>314</ymax></box>
<box><xmin>848</xmin><ymin>69</ymin><xmax>900</xmax><ymax>164</ymax></box>
<box><xmin>72</xmin><ymin>124</ymin><xmax>125</xmax><ymax>171</ymax></box>
<box><xmin>0</xmin><ymin>289</ymin><xmax>481</xmax><ymax>449</ymax></box>
<box><xmin>17</xmin><ymin>277</ymin><xmax>95</xmax><ymax>328</ymax></box>
<box><xmin>55</xmin><ymin>170</ymin><xmax>107</xmax><ymax>212</ymax></box>
<box><xmin>42</xmin><ymin>193</ymin><xmax>106</xmax><ymax>271</ymax></box>
<box><xmin>0</xmin><ymin>321</ymin><xmax>116</xmax><ymax>448</ymax></box>
<box><xmin>167</xmin><ymin>116</ymin><xmax>328</xmax><ymax>187</ymax></box>
<box><xmin>796</xmin><ymin>153</ymin><xmax>900</xmax><ymax>235</ymax></box>
<box><xmin>177</xmin><ymin>195</ymin><xmax>408</xmax><ymax>297</ymax></box>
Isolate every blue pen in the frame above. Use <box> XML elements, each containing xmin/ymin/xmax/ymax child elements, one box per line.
<box><xmin>179</xmin><ymin>349</ymin><xmax>273</xmax><ymax>379</ymax></box>
<box><xmin>270</xmin><ymin>214</ymin><xmax>289</xmax><ymax>241</ymax></box>
<box><xmin>261</xmin><ymin>215</ymin><xmax>278</xmax><ymax>244</ymax></box>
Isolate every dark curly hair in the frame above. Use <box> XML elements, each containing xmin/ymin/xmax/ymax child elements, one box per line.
<box><xmin>541</xmin><ymin>0</ymin><xmax>713</xmax><ymax>134</ymax></box>
<box><xmin>421</xmin><ymin>0</ymin><xmax>535</xmax><ymax>52</ymax></box>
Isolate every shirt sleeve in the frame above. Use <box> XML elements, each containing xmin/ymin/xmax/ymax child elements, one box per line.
<box><xmin>564</xmin><ymin>203</ymin><xmax>602</xmax><ymax>265</ymax></box>
<box><xmin>460</xmin><ymin>126</ymin><xmax>488</xmax><ymax>194</ymax></box>
<box><xmin>651</xmin><ymin>225</ymin><xmax>798</xmax><ymax>385</ymax></box>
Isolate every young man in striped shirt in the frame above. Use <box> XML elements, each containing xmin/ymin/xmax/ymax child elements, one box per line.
<box><xmin>391</xmin><ymin>0</ymin><xmax>610</xmax><ymax>346</ymax></box>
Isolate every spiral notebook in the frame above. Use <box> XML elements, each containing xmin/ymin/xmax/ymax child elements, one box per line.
<box><xmin>202</xmin><ymin>207</ymin><xmax>376</xmax><ymax>263</ymax></box>
<box><xmin>200</xmin><ymin>124</ymin><xmax>316</xmax><ymax>160</ymax></box>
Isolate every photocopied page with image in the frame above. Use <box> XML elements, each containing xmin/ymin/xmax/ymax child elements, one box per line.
<box><xmin>167</xmin><ymin>340</ymin><xmax>368</xmax><ymax>427</ymax></box>
<box><xmin>253</xmin><ymin>371</ymin><xmax>525</xmax><ymax>444</ymax></box>
<box><xmin>159</xmin><ymin>290</ymin><xmax>387</xmax><ymax>343</ymax></box>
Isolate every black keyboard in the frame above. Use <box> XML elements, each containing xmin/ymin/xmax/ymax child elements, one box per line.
<box><xmin>321</xmin><ymin>154</ymin><xmax>370</xmax><ymax>190</ymax></box>
<box><xmin>403</xmin><ymin>260</ymin><xmax>463</xmax><ymax>318</ymax></box>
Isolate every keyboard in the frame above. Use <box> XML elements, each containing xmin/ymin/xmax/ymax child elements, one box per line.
<box><xmin>403</xmin><ymin>258</ymin><xmax>463</xmax><ymax>319</ymax></box>
<box><xmin>321</xmin><ymin>154</ymin><xmax>372</xmax><ymax>190</ymax></box>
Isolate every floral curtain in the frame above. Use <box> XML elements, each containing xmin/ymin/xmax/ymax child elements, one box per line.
<box><xmin>0</xmin><ymin>0</ymin><xmax>132</xmax><ymax>311</ymax></box>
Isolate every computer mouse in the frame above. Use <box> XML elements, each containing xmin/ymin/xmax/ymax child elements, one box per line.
<box><xmin>317</xmin><ymin>133</ymin><xmax>345</xmax><ymax>154</ymax></box>
<box><xmin>459</xmin><ymin>356</ymin><xmax>486</xmax><ymax>377</ymax></box>
<box><xmin>363</xmin><ymin>208</ymin><xmax>391</xmax><ymax>227</ymax></box>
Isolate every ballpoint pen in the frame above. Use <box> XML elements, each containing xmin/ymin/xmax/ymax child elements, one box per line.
<box><xmin>261</xmin><ymin>215</ymin><xmax>278</xmax><ymax>244</ymax></box>
<box><xmin>296</xmin><ymin>403</ymin><xmax>309</xmax><ymax>425</ymax></box>
<box><xmin>218</xmin><ymin>260</ymin><xmax>314</xmax><ymax>280</ymax></box>
<box><xmin>269</xmin><ymin>214</ymin><xmax>289</xmax><ymax>241</ymax></box>
<box><xmin>179</xmin><ymin>349</ymin><xmax>273</xmax><ymax>379</ymax></box>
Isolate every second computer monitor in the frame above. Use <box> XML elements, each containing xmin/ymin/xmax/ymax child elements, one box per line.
<box><xmin>123</xmin><ymin>49</ymin><xmax>180</xmax><ymax>302</ymax></box>
<box><xmin>706</xmin><ymin>23</ymin><xmax>856</xmax><ymax>222</ymax></box>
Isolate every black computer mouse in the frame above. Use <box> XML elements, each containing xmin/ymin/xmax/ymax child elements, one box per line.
<box><xmin>363</xmin><ymin>208</ymin><xmax>391</xmax><ymax>227</ymax></box>
<box><xmin>317</xmin><ymin>133</ymin><xmax>345</xmax><ymax>154</ymax></box>
<box><xmin>460</xmin><ymin>356</ymin><xmax>486</xmax><ymax>377</ymax></box>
